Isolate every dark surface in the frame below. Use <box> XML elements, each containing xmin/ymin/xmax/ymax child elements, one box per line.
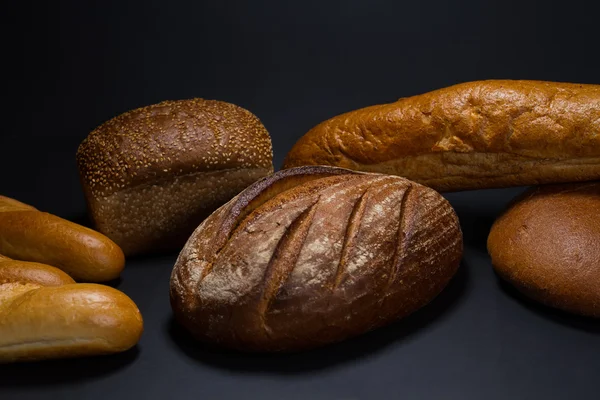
<box><xmin>2</xmin><ymin>0</ymin><xmax>599</xmax><ymax>398</ymax></box>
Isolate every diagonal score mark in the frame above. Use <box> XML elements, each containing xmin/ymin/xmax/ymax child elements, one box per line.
<box><xmin>386</xmin><ymin>184</ymin><xmax>414</xmax><ymax>290</ymax></box>
<box><xmin>331</xmin><ymin>187</ymin><xmax>371</xmax><ymax>290</ymax></box>
<box><xmin>257</xmin><ymin>199</ymin><xmax>320</xmax><ymax>329</ymax></box>
<box><xmin>196</xmin><ymin>174</ymin><xmax>358</xmax><ymax>285</ymax></box>
<box><xmin>197</xmin><ymin>209</ymin><xmax>239</xmax><ymax>284</ymax></box>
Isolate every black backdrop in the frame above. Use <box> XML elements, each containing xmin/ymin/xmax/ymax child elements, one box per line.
<box><xmin>2</xmin><ymin>1</ymin><xmax>599</xmax><ymax>399</ymax></box>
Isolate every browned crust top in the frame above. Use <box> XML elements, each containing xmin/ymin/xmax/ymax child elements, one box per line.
<box><xmin>488</xmin><ymin>181</ymin><xmax>600</xmax><ymax>316</ymax></box>
<box><xmin>284</xmin><ymin>80</ymin><xmax>600</xmax><ymax>168</ymax></box>
<box><xmin>77</xmin><ymin>99</ymin><xmax>273</xmax><ymax>197</ymax></box>
<box><xmin>0</xmin><ymin>256</ymin><xmax>75</xmax><ymax>287</ymax></box>
<box><xmin>171</xmin><ymin>166</ymin><xmax>462</xmax><ymax>350</ymax></box>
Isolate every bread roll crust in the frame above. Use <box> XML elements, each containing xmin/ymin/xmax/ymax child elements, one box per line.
<box><xmin>283</xmin><ymin>80</ymin><xmax>600</xmax><ymax>191</ymax></box>
<box><xmin>488</xmin><ymin>181</ymin><xmax>600</xmax><ymax>317</ymax></box>
<box><xmin>0</xmin><ymin>195</ymin><xmax>125</xmax><ymax>282</ymax></box>
<box><xmin>76</xmin><ymin>99</ymin><xmax>274</xmax><ymax>255</ymax></box>
<box><xmin>0</xmin><ymin>255</ymin><xmax>75</xmax><ymax>286</ymax></box>
<box><xmin>0</xmin><ymin>283</ymin><xmax>143</xmax><ymax>363</ymax></box>
<box><xmin>171</xmin><ymin>166</ymin><xmax>462</xmax><ymax>351</ymax></box>
<box><xmin>0</xmin><ymin>259</ymin><xmax>143</xmax><ymax>363</ymax></box>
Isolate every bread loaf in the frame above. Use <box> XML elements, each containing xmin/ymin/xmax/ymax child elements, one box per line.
<box><xmin>77</xmin><ymin>99</ymin><xmax>274</xmax><ymax>255</ymax></box>
<box><xmin>0</xmin><ymin>195</ymin><xmax>125</xmax><ymax>282</ymax></box>
<box><xmin>0</xmin><ymin>254</ymin><xmax>74</xmax><ymax>286</ymax></box>
<box><xmin>488</xmin><ymin>181</ymin><xmax>600</xmax><ymax>317</ymax></box>
<box><xmin>170</xmin><ymin>166</ymin><xmax>462</xmax><ymax>351</ymax></box>
<box><xmin>283</xmin><ymin>80</ymin><xmax>600</xmax><ymax>191</ymax></box>
<box><xmin>0</xmin><ymin>259</ymin><xmax>143</xmax><ymax>363</ymax></box>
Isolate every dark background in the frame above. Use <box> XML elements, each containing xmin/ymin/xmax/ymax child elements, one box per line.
<box><xmin>2</xmin><ymin>0</ymin><xmax>599</xmax><ymax>399</ymax></box>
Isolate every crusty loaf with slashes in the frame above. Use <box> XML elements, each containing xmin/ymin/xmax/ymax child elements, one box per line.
<box><xmin>488</xmin><ymin>181</ymin><xmax>600</xmax><ymax>317</ymax></box>
<box><xmin>283</xmin><ymin>80</ymin><xmax>600</xmax><ymax>191</ymax></box>
<box><xmin>0</xmin><ymin>255</ymin><xmax>143</xmax><ymax>363</ymax></box>
<box><xmin>77</xmin><ymin>99</ymin><xmax>274</xmax><ymax>256</ymax></box>
<box><xmin>170</xmin><ymin>166</ymin><xmax>462</xmax><ymax>352</ymax></box>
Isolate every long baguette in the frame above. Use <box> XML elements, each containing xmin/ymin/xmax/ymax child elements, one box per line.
<box><xmin>0</xmin><ymin>195</ymin><xmax>125</xmax><ymax>282</ymax></box>
<box><xmin>283</xmin><ymin>80</ymin><xmax>600</xmax><ymax>191</ymax></box>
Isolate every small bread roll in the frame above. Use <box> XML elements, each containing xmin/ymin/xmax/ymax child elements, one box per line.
<box><xmin>0</xmin><ymin>195</ymin><xmax>125</xmax><ymax>282</ymax></box>
<box><xmin>0</xmin><ymin>258</ymin><xmax>143</xmax><ymax>363</ymax></box>
<box><xmin>0</xmin><ymin>254</ymin><xmax>74</xmax><ymax>286</ymax></box>
<box><xmin>488</xmin><ymin>181</ymin><xmax>600</xmax><ymax>317</ymax></box>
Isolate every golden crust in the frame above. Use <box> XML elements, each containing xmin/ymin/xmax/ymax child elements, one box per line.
<box><xmin>0</xmin><ymin>283</ymin><xmax>143</xmax><ymax>363</ymax></box>
<box><xmin>0</xmin><ymin>258</ymin><xmax>143</xmax><ymax>363</ymax></box>
<box><xmin>0</xmin><ymin>255</ymin><xmax>75</xmax><ymax>286</ymax></box>
<box><xmin>0</xmin><ymin>196</ymin><xmax>125</xmax><ymax>282</ymax></box>
<box><xmin>284</xmin><ymin>80</ymin><xmax>600</xmax><ymax>191</ymax></box>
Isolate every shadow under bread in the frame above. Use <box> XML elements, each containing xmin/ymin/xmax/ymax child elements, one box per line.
<box><xmin>0</xmin><ymin>347</ymin><xmax>140</xmax><ymax>387</ymax></box>
<box><xmin>444</xmin><ymin>186</ymin><xmax>529</xmax><ymax>253</ymax></box>
<box><xmin>453</xmin><ymin>208</ymin><xmax>496</xmax><ymax>253</ymax></box>
<box><xmin>165</xmin><ymin>262</ymin><xmax>469</xmax><ymax>374</ymax></box>
<box><xmin>495</xmin><ymin>275</ymin><xmax>600</xmax><ymax>334</ymax></box>
<box><xmin>64</xmin><ymin>210</ymin><xmax>185</xmax><ymax>263</ymax></box>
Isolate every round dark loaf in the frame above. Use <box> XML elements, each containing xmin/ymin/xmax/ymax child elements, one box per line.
<box><xmin>170</xmin><ymin>166</ymin><xmax>463</xmax><ymax>351</ymax></box>
<box><xmin>77</xmin><ymin>99</ymin><xmax>273</xmax><ymax>256</ymax></box>
<box><xmin>488</xmin><ymin>181</ymin><xmax>600</xmax><ymax>317</ymax></box>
